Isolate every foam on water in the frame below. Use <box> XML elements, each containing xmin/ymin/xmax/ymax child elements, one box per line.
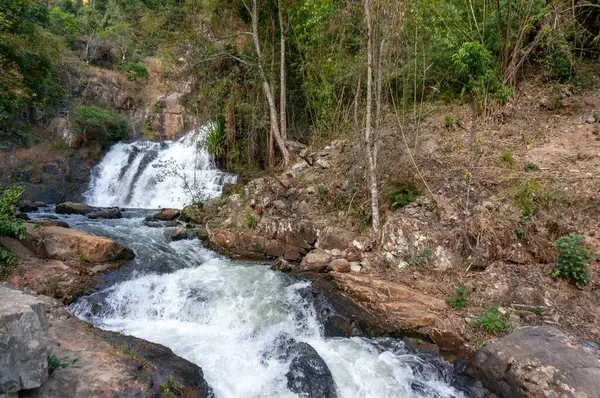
<box><xmin>84</xmin><ymin>125</ymin><xmax>236</xmax><ymax>209</ymax></box>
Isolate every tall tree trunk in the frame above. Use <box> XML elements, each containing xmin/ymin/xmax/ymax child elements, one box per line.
<box><xmin>250</xmin><ymin>0</ymin><xmax>290</xmax><ymax>166</ymax></box>
<box><xmin>278</xmin><ymin>0</ymin><xmax>287</xmax><ymax>141</ymax></box>
<box><xmin>364</xmin><ymin>0</ymin><xmax>380</xmax><ymax>233</ymax></box>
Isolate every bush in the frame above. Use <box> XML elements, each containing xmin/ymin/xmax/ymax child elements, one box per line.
<box><xmin>446</xmin><ymin>284</ymin><xmax>470</xmax><ymax>309</ymax></box>
<box><xmin>498</xmin><ymin>151</ymin><xmax>515</xmax><ymax>168</ymax></box>
<box><xmin>388</xmin><ymin>186</ymin><xmax>419</xmax><ymax>210</ymax></box>
<box><xmin>120</xmin><ymin>62</ymin><xmax>149</xmax><ymax>81</ymax></box>
<box><xmin>524</xmin><ymin>162</ymin><xmax>540</xmax><ymax>172</ymax></box>
<box><xmin>470</xmin><ymin>306</ymin><xmax>511</xmax><ymax>334</ymax></box>
<box><xmin>552</xmin><ymin>234</ymin><xmax>596</xmax><ymax>285</ymax></box>
<box><xmin>72</xmin><ymin>106</ymin><xmax>131</xmax><ymax>142</ymax></box>
<box><xmin>512</xmin><ymin>180</ymin><xmax>553</xmax><ymax>217</ymax></box>
<box><xmin>0</xmin><ymin>185</ymin><xmax>26</xmax><ymax>279</ymax></box>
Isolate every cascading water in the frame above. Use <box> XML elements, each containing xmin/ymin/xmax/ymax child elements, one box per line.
<box><xmin>84</xmin><ymin>125</ymin><xmax>237</xmax><ymax>209</ymax></box>
<box><xmin>50</xmin><ymin>127</ymin><xmax>479</xmax><ymax>398</ymax></box>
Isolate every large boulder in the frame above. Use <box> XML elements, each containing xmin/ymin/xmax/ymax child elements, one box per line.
<box><xmin>24</xmin><ymin>224</ymin><xmax>134</xmax><ymax>263</ymax></box>
<box><xmin>0</xmin><ymin>285</ymin><xmax>51</xmax><ymax>394</ymax></box>
<box><xmin>462</xmin><ymin>326</ymin><xmax>600</xmax><ymax>398</ymax></box>
<box><xmin>266</xmin><ymin>334</ymin><xmax>337</xmax><ymax>398</ymax></box>
<box><xmin>170</xmin><ymin>227</ymin><xmax>189</xmax><ymax>242</ymax></box>
<box><xmin>146</xmin><ymin>208</ymin><xmax>180</xmax><ymax>221</ymax></box>
<box><xmin>87</xmin><ymin>208</ymin><xmax>123</xmax><ymax>220</ymax></box>
<box><xmin>55</xmin><ymin>202</ymin><xmax>96</xmax><ymax>215</ymax></box>
<box><xmin>316</xmin><ymin>227</ymin><xmax>356</xmax><ymax>252</ymax></box>
<box><xmin>298</xmin><ymin>249</ymin><xmax>332</xmax><ymax>272</ymax></box>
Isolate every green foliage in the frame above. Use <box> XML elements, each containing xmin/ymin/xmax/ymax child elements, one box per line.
<box><xmin>204</xmin><ymin>120</ymin><xmax>226</xmax><ymax>158</ymax></box>
<box><xmin>316</xmin><ymin>185</ymin><xmax>328</xmax><ymax>199</ymax></box>
<box><xmin>0</xmin><ymin>185</ymin><xmax>26</xmax><ymax>239</ymax></box>
<box><xmin>498</xmin><ymin>151</ymin><xmax>515</xmax><ymax>168</ymax></box>
<box><xmin>470</xmin><ymin>306</ymin><xmax>511</xmax><ymax>334</ymax></box>
<box><xmin>47</xmin><ymin>355</ymin><xmax>79</xmax><ymax>376</ymax></box>
<box><xmin>524</xmin><ymin>162</ymin><xmax>540</xmax><ymax>172</ymax></box>
<box><xmin>552</xmin><ymin>234</ymin><xmax>596</xmax><ymax>285</ymax></box>
<box><xmin>72</xmin><ymin>106</ymin><xmax>131</xmax><ymax>142</ymax></box>
<box><xmin>512</xmin><ymin>180</ymin><xmax>553</xmax><ymax>217</ymax></box>
<box><xmin>245</xmin><ymin>209</ymin><xmax>256</xmax><ymax>229</ymax></box>
<box><xmin>388</xmin><ymin>186</ymin><xmax>419</xmax><ymax>210</ymax></box>
<box><xmin>120</xmin><ymin>61</ymin><xmax>148</xmax><ymax>80</ymax></box>
<box><xmin>446</xmin><ymin>284</ymin><xmax>470</xmax><ymax>309</ymax></box>
<box><xmin>407</xmin><ymin>248</ymin><xmax>432</xmax><ymax>266</ymax></box>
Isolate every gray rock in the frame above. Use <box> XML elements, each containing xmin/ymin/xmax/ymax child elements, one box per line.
<box><xmin>271</xmin><ymin>258</ymin><xmax>292</xmax><ymax>272</ymax></box>
<box><xmin>299</xmin><ymin>249</ymin><xmax>332</xmax><ymax>272</ymax></box>
<box><xmin>170</xmin><ymin>227</ymin><xmax>188</xmax><ymax>241</ymax></box>
<box><xmin>87</xmin><ymin>208</ymin><xmax>123</xmax><ymax>220</ymax></box>
<box><xmin>463</xmin><ymin>326</ymin><xmax>600</xmax><ymax>398</ymax></box>
<box><xmin>273</xmin><ymin>200</ymin><xmax>287</xmax><ymax>210</ymax></box>
<box><xmin>55</xmin><ymin>202</ymin><xmax>96</xmax><ymax>215</ymax></box>
<box><xmin>316</xmin><ymin>159</ymin><xmax>331</xmax><ymax>169</ymax></box>
<box><xmin>0</xmin><ymin>285</ymin><xmax>51</xmax><ymax>394</ymax></box>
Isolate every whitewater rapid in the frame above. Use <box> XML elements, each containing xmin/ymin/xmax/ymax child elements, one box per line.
<box><xmin>84</xmin><ymin>126</ymin><xmax>236</xmax><ymax>209</ymax></box>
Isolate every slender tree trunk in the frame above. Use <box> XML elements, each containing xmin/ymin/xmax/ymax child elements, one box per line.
<box><xmin>364</xmin><ymin>0</ymin><xmax>380</xmax><ymax>233</ymax></box>
<box><xmin>250</xmin><ymin>0</ymin><xmax>290</xmax><ymax>166</ymax></box>
<box><xmin>278</xmin><ymin>0</ymin><xmax>287</xmax><ymax>141</ymax></box>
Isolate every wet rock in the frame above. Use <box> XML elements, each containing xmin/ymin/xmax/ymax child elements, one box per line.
<box><xmin>146</xmin><ymin>208</ymin><xmax>181</xmax><ymax>221</ymax></box>
<box><xmin>171</xmin><ymin>227</ymin><xmax>188</xmax><ymax>241</ymax></box>
<box><xmin>87</xmin><ymin>208</ymin><xmax>123</xmax><ymax>220</ymax></box>
<box><xmin>16</xmin><ymin>213</ymin><xmax>31</xmax><ymax>220</ymax></box>
<box><xmin>267</xmin><ymin>333</ymin><xmax>337</xmax><ymax>398</ymax></box>
<box><xmin>328</xmin><ymin>259</ymin><xmax>350</xmax><ymax>273</ymax></box>
<box><xmin>0</xmin><ymin>285</ymin><xmax>51</xmax><ymax>394</ymax></box>
<box><xmin>23</xmin><ymin>224</ymin><xmax>134</xmax><ymax>263</ymax></box>
<box><xmin>180</xmin><ymin>204</ymin><xmax>204</xmax><ymax>224</ymax></box>
<box><xmin>299</xmin><ymin>249</ymin><xmax>332</xmax><ymax>272</ymax></box>
<box><xmin>31</xmin><ymin>220</ymin><xmax>69</xmax><ymax>228</ymax></box>
<box><xmin>18</xmin><ymin>200</ymin><xmax>45</xmax><ymax>212</ymax></box>
<box><xmin>462</xmin><ymin>326</ymin><xmax>600</xmax><ymax>398</ymax></box>
<box><xmin>196</xmin><ymin>228</ymin><xmax>209</xmax><ymax>241</ymax></box>
<box><xmin>55</xmin><ymin>202</ymin><xmax>96</xmax><ymax>215</ymax></box>
<box><xmin>271</xmin><ymin>257</ymin><xmax>293</xmax><ymax>272</ymax></box>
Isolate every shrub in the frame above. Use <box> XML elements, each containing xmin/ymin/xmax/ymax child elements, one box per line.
<box><xmin>203</xmin><ymin>120</ymin><xmax>226</xmax><ymax>158</ymax></box>
<box><xmin>524</xmin><ymin>162</ymin><xmax>540</xmax><ymax>172</ymax></box>
<box><xmin>470</xmin><ymin>306</ymin><xmax>511</xmax><ymax>334</ymax></box>
<box><xmin>0</xmin><ymin>185</ymin><xmax>26</xmax><ymax>278</ymax></box>
<box><xmin>512</xmin><ymin>180</ymin><xmax>553</xmax><ymax>216</ymax></box>
<box><xmin>407</xmin><ymin>248</ymin><xmax>432</xmax><ymax>266</ymax></box>
<box><xmin>498</xmin><ymin>151</ymin><xmax>516</xmax><ymax>168</ymax></box>
<box><xmin>72</xmin><ymin>106</ymin><xmax>131</xmax><ymax>142</ymax></box>
<box><xmin>317</xmin><ymin>185</ymin><xmax>328</xmax><ymax>199</ymax></box>
<box><xmin>245</xmin><ymin>209</ymin><xmax>257</xmax><ymax>229</ymax></box>
<box><xmin>552</xmin><ymin>234</ymin><xmax>596</xmax><ymax>285</ymax></box>
<box><xmin>446</xmin><ymin>284</ymin><xmax>470</xmax><ymax>309</ymax></box>
<box><xmin>48</xmin><ymin>355</ymin><xmax>79</xmax><ymax>376</ymax></box>
<box><xmin>120</xmin><ymin>62</ymin><xmax>149</xmax><ymax>80</ymax></box>
<box><xmin>388</xmin><ymin>186</ymin><xmax>419</xmax><ymax>210</ymax></box>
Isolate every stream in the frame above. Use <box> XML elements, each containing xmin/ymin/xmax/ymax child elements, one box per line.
<box><xmin>41</xmin><ymin>130</ymin><xmax>476</xmax><ymax>397</ymax></box>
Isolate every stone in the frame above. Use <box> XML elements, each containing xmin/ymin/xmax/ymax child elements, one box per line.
<box><xmin>23</xmin><ymin>224</ymin><xmax>135</xmax><ymax>263</ymax></box>
<box><xmin>55</xmin><ymin>202</ymin><xmax>96</xmax><ymax>215</ymax></box>
<box><xmin>316</xmin><ymin>227</ymin><xmax>356</xmax><ymax>252</ymax></box>
<box><xmin>298</xmin><ymin>200</ymin><xmax>310</xmax><ymax>214</ymax></box>
<box><xmin>271</xmin><ymin>258</ymin><xmax>292</xmax><ymax>272</ymax></box>
<box><xmin>18</xmin><ymin>201</ymin><xmax>45</xmax><ymax>212</ymax></box>
<box><xmin>31</xmin><ymin>220</ymin><xmax>69</xmax><ymax>228</ymax></box>
<box><xmin>299</xmin><ymin>148</ymin><xmax>310</xmax><ymax>158</ymax></box>
<box><xmin>196</xmin><ymin>228</ymin><xmax>209</xmax><ymax>241</ymax></box>
<box><xmin>291</xmin><ymin>161</ymin><xmax>309</xmax><ymax>173</ymax></box>
<box><xmin>328</xmin><ymin>259</ymin><xmax>350</xmax><ymax>273</ymax></box>
<box><xmin>273</xmin><ymin>200</ymin><xmax>287</xmax><ymax>210</ymax></box>
<box><xmin>146</xmin><ymin>208</ymin><xmax>180</xmax><ymax>221</ymax></box>
<box><xmin>316</xmin><ymin>158</ymin><xmax>331</xmax><ymax>169</ymax></box>
<box><xmin>462</xmin><ymin>326</ymin><xmax>600</xmax><ymax>398</ymax></box>
<box><xmin>171</xmin><ymin>227</ymin><xmax>188</xmax><ymax>241</ymax></box>
<box><xmin>349</xmin><ymin>262</ymin><xmax>362</xmax><ymax>273</ymax></box>
<box><xmin>306</xmin><ymin>186</ymin><xmax>317</xmax><ymax>195</ymax></box>
<box><xmin>87</xmin><ymin>208</ymin><xmax>123</xmax><ymax>220</ymax></box>
<box><xmin>330</xmin><ymin>248</ymin><xmax>342</xmax><ymax>257</ymax></box>
<box><xmin>433</xmin><ymin>246</ymin><xmax>453</xmax><ymax>270</ymax></box>
<box><xmin>0</xmin><ymin>285</ymin><xmax>51</xmax><ymax>394</ymax></box>
<box><xmin>298</xmin><ymin>249</ymin><xmax>332</xmax><ymax>272</ymax></box>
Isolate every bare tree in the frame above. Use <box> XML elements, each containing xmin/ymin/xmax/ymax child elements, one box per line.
<box><xmin>243</xmin><ymin>0</ymin><xmax>291</xmax><ymax>166</ymax></box>
<box><xmin>278</xmin><ymin>0</ymin><xmax>287</xmax><ymax>141</ymax></box>
<box><xmin>364</xmin><ymin>0</ymin><xmax>381</xmax><ymax>233</ymax></box>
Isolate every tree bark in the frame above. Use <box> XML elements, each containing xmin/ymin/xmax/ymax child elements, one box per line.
<box><xmin>250</xmin><ymin>0</ymin><xmax>290</xmax><ymax>166</ymax></box>
<box><xmin>278</xmin><ymin>0</ymin><xmax>287</xmax><ymax>141</ymax></box>
<box><xmin>364</xmin><ymin>0</ymin><xmax>380</xmax><ymax>233</ymax></box>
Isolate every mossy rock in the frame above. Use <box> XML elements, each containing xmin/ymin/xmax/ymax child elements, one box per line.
<box><xmin>180</xmin><ymin>204</ymin><xmax>204</xmax><ymax>224</ymax></box>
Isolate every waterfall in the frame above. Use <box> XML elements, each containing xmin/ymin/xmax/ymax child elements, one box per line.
<box><xmin>84</xmin><ymin>125</ymin><xmax>236</xmax><ymax>209</ymax></box>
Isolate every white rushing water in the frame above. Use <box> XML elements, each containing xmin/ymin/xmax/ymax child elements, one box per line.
<box><xmin>84</xmin><ymin>125</ymin><xmax>236</xmax><ymax>209</ymax></box>
<box><xmin>69</xmin><ymin>232</ymin><xmax>465</xmax><ymax>398</ymax></box>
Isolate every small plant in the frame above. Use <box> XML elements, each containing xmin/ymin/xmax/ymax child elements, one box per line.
<box><xmin>515</xmin><ymin>226</ymin><xmax>525</xmax><ymax>240</ymax></box>
<box><xmin>245</xmin><ymin>209</ymin><xmax>257</xmax><ymax>229</ymax></box>
<box><xmin>446</xmin><ymin>284</ymin><xmax>470</xmax><ymax>309</ymax></box>
<box><xmin>388</xmin><ymin>186</ymin><xmax>419</xmax><ymax>210</ymax></box>
<box><xmin>116</xmin><ymin>345</ymin><xmax>137</xmax><ymax>359</ymax></box>
<box><xmin>512</xmin><ymin>180</ymin><xmax>553</xmax><ymax>217</ymax></box>
<box><xmin>407</xmin><ymin>248</ymin><xmax>432</xmax><ymax>265</ymax></box>
<box><xmin>48</xmin><ymin>355</ymin><xmax>79</xmax><ymax>376</ymax></box>
<box><xmin>444</xmin><ymin>115</ymin><xmax>454</xmax><ymax>129</ymax></box>
<box><xmin>317</xmin><ymin>185</ymin><xmax>328</xmax><ymax>199</ymax></box>
<box><xmin>75</xmin><ymin>253</ymin><xmax>90</xmax><ymax>263</ymax></box>
<box><xmin>470</xmin><ymin>306</ymin><xmax>511</xmax><ymax>334</ymax></box>
<box><xmin>524</xmin><ymin>162</ymin><xmax>539</xmax><ymax>172</ymax></box>
<box><xmin>552</xmin><ymin>233</ymin><xmax>596</xmax><ymax>285</ymax></box>
<box><xmin>36</xmin><ymin>236</ymin><xmax>48</xmax><ymax>249</ymax></box>
<box><xmin>498</xmin><ymin>150</ymin><xmax>516</xmax><ymax>168</ymax></box>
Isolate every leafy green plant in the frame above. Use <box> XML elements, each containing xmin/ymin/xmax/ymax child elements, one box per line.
<box><xmin>524</xmin><ymin>162</ymin><xmax>540</xmax><ymax>172</ymax></box>
<box><xmin>470</xmin><ymin>306</ymin><xmax>511</xmax><ymax>334</ymax></box>
<box><xmin>48</xmin><ymin>355</ymin><xmax>79</xmax><ymax>376</ymax></box>
<box><xmin>72</xmin><ymin>106</ymin><xmax>131</xmax><ymax>142</ymax></box>
<box><xmin>120</xmin><ymin>61</ymin><xmax>149</xmax><ymax>80</ymax></box>
<box><xmin>203</xmin><ymin>120</ymin><xmax>226</xmax><ymax>158</ymax></box>
<box><xmin>552</xmin><ymin>234</ymin><xmax>596</xmax><ymax>285</ymax></box>
<box><xmin>498</xmin><ymin>151</ymin><xmax>515</xmax><ymax>168</ymax></box>
<box><xmin>446</xmin><ymin>284</ymin><xmax>470</xmax><ymax>309</ymax></box>
<box><xmin>407</xmin><ymin>248</ymin><xmax>432</xmax><ymax>265</ymax></box>
<box><xmin>388</xmin><ymin>186</ymin><xmax>419</xmax><ymax>210</ymax></box>
<box><xmin>444</xmin><ymin>115</ymin><xmax>454</xmax><ymax>129</ymax></box>
<box><xmin>245</xmin><ymin>209</ymin><xmax>257</xmax><ymax>229</ymax></box>
<box><xmin>317</xmin><ymin>185</ymin><xmax>328</xmax><ymax>199</ymax></box>
<box><xmin>0</xmin><ymin>185</ymin><xmax>26</xmax><ymax>278</ymax></box>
